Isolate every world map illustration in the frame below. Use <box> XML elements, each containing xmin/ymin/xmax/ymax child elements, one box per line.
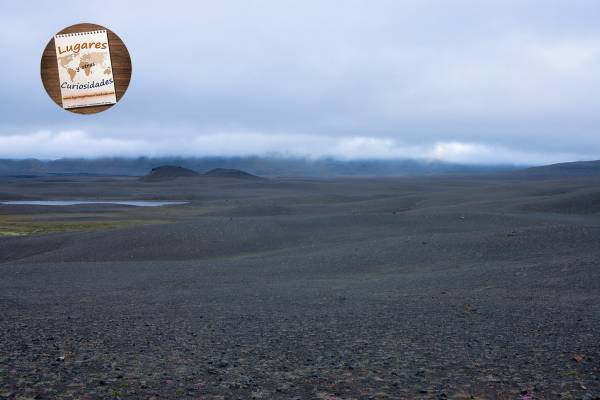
<box><xmin>57</xmin><ymin>51</ymin><xmax>112</xmax><ymax>82</ymax></box>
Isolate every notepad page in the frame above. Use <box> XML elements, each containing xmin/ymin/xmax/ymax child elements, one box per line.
<box><xmin>54</xmin><ymin>30</ymin><xmax>117</xmax><ymax>109</ymax></box>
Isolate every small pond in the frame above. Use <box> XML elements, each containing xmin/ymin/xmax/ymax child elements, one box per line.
<box><xmin>0</xmin><ymin>200</ymin><xmax>188</xmax><ymax>207</ymax></box>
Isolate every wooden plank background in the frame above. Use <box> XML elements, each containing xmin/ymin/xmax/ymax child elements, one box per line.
<box><xmin>40</xmin><ymin>23</ymin><xmax>132</xmax><ymax>115</ymax></box>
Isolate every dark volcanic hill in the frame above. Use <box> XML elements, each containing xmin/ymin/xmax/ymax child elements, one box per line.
<box><xmin>142</xmin><ymin>165</ymin><xmax>199</xmax><ymax>180</ymax></box>
<box><xmin>141</xmin><ymin>166</ymin><xmax>260</xmax><ymax>181</ymax></box>
<box><xmin>204</xmin><ymin>168</ymin><xmax>260</xmax><ymax>180</ymax></box>
<box><xmin>524</xmin><ymin>160</ymin><xmax>600</xmax><ymax>176</ymax></box>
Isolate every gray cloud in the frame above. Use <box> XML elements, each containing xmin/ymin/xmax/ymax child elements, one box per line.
<box><xmin>1</xmin><ymin>128</ymin><xmax>595</xmax><ymax>166</ymax></box>
<box><xmin>1</xmin><ymin>0</ymin><xmax>600</xmax><ymax>163</ymax></box>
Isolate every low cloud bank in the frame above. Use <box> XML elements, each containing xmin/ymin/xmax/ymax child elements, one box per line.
<box><xmin>0</xmin><ymin>130</ymin><xmax>594</xmax><ymax>166</ymax></box>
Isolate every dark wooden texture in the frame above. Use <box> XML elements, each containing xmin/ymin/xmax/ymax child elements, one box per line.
<box><xmin>40</xmin><ymin>23</ymin><xmax>132</xmax><ymax>114</ymax></box>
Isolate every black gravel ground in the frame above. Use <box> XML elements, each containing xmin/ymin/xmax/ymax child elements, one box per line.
<box><xmin>1</xmin><ymin>175</ymin><xmax>600</xmax><ymax>399</ymax></box>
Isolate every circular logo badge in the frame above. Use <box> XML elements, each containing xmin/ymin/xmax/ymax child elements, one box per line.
<box><xmin>40</xmin><ymin>23</ymin><xmax>132</xmax><ymax>114</ymax></box>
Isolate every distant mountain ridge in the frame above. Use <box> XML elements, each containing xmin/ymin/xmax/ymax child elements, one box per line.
<box><xmin>0</xmin><ymin>157</ymin><xmax>520</xmax><ymax>177</ymax></box>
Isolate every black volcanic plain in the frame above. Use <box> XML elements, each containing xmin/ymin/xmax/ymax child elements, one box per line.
<box><xmin>1</xmin><ymin>167</ymin><xmax>599</xmax><ymax>399</ymax></box>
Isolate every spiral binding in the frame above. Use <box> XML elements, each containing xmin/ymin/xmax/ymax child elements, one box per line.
<box><xmin>55</xmin><ymin>30</ymin><xmax>106</xmax><ymax>38</ymax></box>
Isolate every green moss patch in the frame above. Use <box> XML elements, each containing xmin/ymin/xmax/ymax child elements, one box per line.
<box><xmin>0</xmin><ymin>217</ymin><xmax>164</xmax><ymax>237</ymax></box>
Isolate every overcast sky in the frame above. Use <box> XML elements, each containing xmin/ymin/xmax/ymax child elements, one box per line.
<box><xmin>1</xmin><ymin>0</ymin><xmax>600</xmax><ymax>164</ymax></box>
